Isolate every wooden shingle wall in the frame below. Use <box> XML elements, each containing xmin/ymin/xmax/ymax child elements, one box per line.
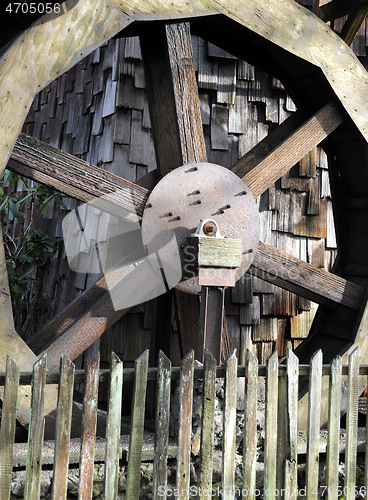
<box><xmin>16</xmin><ymin>9</ymin><xmax>368</xmax><ymax>365</ymax></box>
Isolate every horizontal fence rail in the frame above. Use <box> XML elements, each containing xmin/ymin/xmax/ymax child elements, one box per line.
<box><xmin>0</xmin><ymin>347</ymin><xmax>366</xmax><ymax>499</ymax></box>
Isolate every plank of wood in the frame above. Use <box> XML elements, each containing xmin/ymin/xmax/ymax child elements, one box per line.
<box><xmin>285</xmin><ymin>350</ymin><xmax>299</xmax><ymax>500</ymax></box>
<box><xmin>9</xmin><ymin>133</ymin><xmax>149</xmax><ymax>218</ymax></box>
<box><xmin>140</xmin><ymin>22</ymin><xmax>217</xmax><ymax>359</ymax></box>
<box><xmin>340</xmin><ymin>4</ymin><xmax>368</xmax><ymax>46</ymax></box>
<box><xmin>306</xmin><ymin>350</ymin><xmax>322</xmax><ymax>499</ymax></box>
<box><xmin>0</xmin><ymin>356</ymin><xmax>20</xmax><ymax>498</ymax></box>
<box><xmin>222</xmin><ymin>351</ymin><xmax>237</xmax><ymax>500</ymax></box>
<box><xmin>326</xmin><ymin>356</ymin><xmax>342</xmax><ymax>500</ymax></box>
<box><xmin>176</xmin><ymin>351</ymin><xmax>194</xmax><ymax>500</ymax></box>
<box><xmin>199</xmin><ymin>350</ymin><xmax>216</xmax><ymax>499</ymax></box>
<box><xmin>242</xmin><ymin>350</ymin><xmax>258</xmax><ymax>499</ymax></box>
<box><xmin>24</xmin><ymin>355</ymin><xmax>47</xmax><ymax>500</ymax></box>
<box><xmin>51</xmin><ymin>355</ymin><xmax>75</xmax><ymax>500</ymax></box>
<box><xmin>264</xmin><ymin>351</ymin><xmax>278</xmax><ymax>500</ymax></box>
<box><xmin>126</xmin><ymin>350</ymin><xmax>149</xmax><ymax>499</ymax></box>
<box><xmin>104</xmin><ymin>353</ymin><xmax>123</xmax><ymax>499</ymax></box>
<box><xmin>231</xmin><ymin>102</ymin><xmax>344</xmax><ymax>198</ymax></box>
<box><xmin>344</xmin><ymin>347</ymin><xmax>359</xmax><ymax>500</ymax></box>
<box><xmin>250</xmin><ymin>242</ymin><xmax>364</xmax><ymax>311</ymax></box>
<box><xmin>153</xmin><ymin>351</ymin><xmax>172</xmax><ymax>498</ymax></box>
<box><xmin>78</xmin><ymin>352</ymin><xmax>100</xmax><ymax>500</ymax></box>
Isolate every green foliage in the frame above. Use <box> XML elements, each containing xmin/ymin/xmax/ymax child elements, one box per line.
<box><xmin>0</xmin><ymin>169</ymin><xmax>66</xmax><ymax>307</ymax></box>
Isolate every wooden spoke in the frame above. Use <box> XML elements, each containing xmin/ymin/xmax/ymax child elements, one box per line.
<box><xmin>250</xmin><ymin>242</ymin><xmax>364</xmax><ymax>311</ymax></box>
<box><xmin>231</xmin><ymin>102</ymin><xmax>344</xmax><ymax>198</ymax></box>
<box><xmin>141</xmin><ymin>22</ymin><xmax>229</xmax><ymax>359</ymax></box>
<box><xmin>27</xmin><ymin>271</ymin><xmax>130</xmax><ymax>360</ymax></box>
<box><xmin>9</xmin><ymin>133</ymin><xmax>149</xmax><ymax>218</ymax></box>
<box><xmin>340</xmin><ymin>3</ymin><xmax>368</xmax><ymax>46</ymax></box>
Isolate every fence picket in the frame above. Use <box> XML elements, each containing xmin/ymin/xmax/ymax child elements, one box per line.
<box><xmin>344</xmin><ymin>347</ymin><xmax>359</xmax><ymax>500</ymax></box>
<box><xmin>284</xmin><ymin>349</ymin><xmax>299</xmax><ymax>500</ymax></box>
<box><xmin>242</xmin><ymin>349</ymin><xmax>258</xmax><ymax>500</ymax></box>
<box><xmin>199</xmin><ymin>350</ymin><xmax>216</xmax><ymax>500</ymax></box>
<box><xmin>78</xmin><ymin>352</ymin><xmax>100</xmax><ymax>500</ymax></box>
<box><xmin>326</xmin><ymin>355</ymin><xmax>342</xmax><ymax>500</ymax></box>
<box><xmin>222</xmin><ymin>350</ymin><xmax>238</xmax><ymax>500</ymax></box>
<box><xmin>153</xmin><ymin>351</ymin><xmax>172</xmax><ymax>500</ymax></box>
<box><xmin>176</xmin><ymin>350</ymin><xmax>194</xmax><ymax>500</ymax></box>
<box><xmin>24</xmin><ymin>354</ymin><xmax>47</xmax><ymax>500</ymax></box>
<box><xmin>104</xmin><ymin>352</ymin><xmax>123</xmax><ymax>500</ymax></box>
<box><xmin>306</xmin><ymin>349</ymin><xmax>322</xmax><ymax>500</ymax></box>
<box><xmin>51</xmin><ymin>355</ymin><xmax>75</xmax><ymax>500</ymax></box>
<box><xmin>264</xmin><ymin>351</ymin><xmax>278</xmax><ymax>500</ymax></box>
<box><xmin>126</xmin><ymin>349</ymin><xmax>149</xmax><ymax>500</ymax></box>
<box><xmin>0</xmin><ymin>355</ymin><xmax>20</xmax><ymax>499</ymax></box>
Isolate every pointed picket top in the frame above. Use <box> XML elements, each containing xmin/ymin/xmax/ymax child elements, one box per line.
<box><xmin>176</xmin><ymin>350</ymin><xmax>194</xmax><ymax>500</ymax></box>
<box><xmin>199</xmin><ymin>349</ymin><xmax>217</xmax><ymax>499</ymax></box>
<box><xmin>153</xmin><ymin>351</ymin><xmax>172</xmax><ymax>499</ymax></box>
<box><xmin>51</xmin><ymin>354</ymin><xmax>75</xmax><ymax>500</ymax></box>
<box><xmin>126</xmin><ymin>350</ymin><xmax>149</xmax><ymax>499</ymax></box>
<box><xmin>345</xmin><ymin>347</ymin><xmax>360</xmax><ymax>500</ymax></box>
<box><xmin>242</xmin><ymin>349</ymin><xmax>258</xmax><ymax>499</ymax></box>
<box><xmin>0</xmin><ymin>355</ymin><xmax>20</xmax><ymax>498</ymax></box>
<box><xmin>222</xmin><ymin>350</ymin><xmax>238</xmax><ymax>500</ymax></box>
<box><xmin>264</xmin><ymin>350</ymin><xmax>278</xmax><ymax>500</ymax></box>
<box><xmin>306</xmin><ymin>349</ymin><xmax>323</xmax><ymax>499</ymax></box>
<box><xmin>104</xmin><ymin>352</ymin><xmax>123</xmax><ymax>500</ymax></box>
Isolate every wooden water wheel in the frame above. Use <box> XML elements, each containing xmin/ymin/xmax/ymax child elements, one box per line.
<box><xmin>1</xmin><ymin>0</ymin><xmax>368</xmax><ymax>430</ymax></box>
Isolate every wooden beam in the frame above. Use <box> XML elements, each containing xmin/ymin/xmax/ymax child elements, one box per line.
<box><xmin>140</xmin><ymin>22</ymin><xmax>207</xmax><ymax>359</ymax></box>
<box><xmin>231</xmin><ymin>102</ymin><xmax>344</xmax><ymax>198</ymax></box>
<box><xmin>319</xmin><ymin>0</ymin><xmax>357</xmax><ymax>21</ymax></box>
<box><xmin>9</xmin><ymin>133</ymin><xmax>149</xmax><ymax>218</ymax></box>
<box><xmin>250</xmin><ymin>242</ymin><xmax>364</xmax><ymax>311</ymax></box>
<box><xmin>339</xmin><ymin>4</ymin><xmax>368</xmax><ymax>46</ymax></box>
<box><xmin>27</xmin><ymin>271</ymin><xmax>129</xmax><ymax>358</ymax></box>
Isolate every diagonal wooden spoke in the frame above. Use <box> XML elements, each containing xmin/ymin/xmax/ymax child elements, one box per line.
<box><xmin>250</xmin><ymin>242</ymin><xmax>364</xmax><ymax>311</ymax></box>
<box><xmin>141</xmin><ymin>22</ymin><xmax>229</xmax><ymax>359</ymax></box>
<box><xmin>9</xmin><ymin>133</ymin><xmax>149</xmax><ymax>218</ymax></box>
<box><xmin>231</xmin><ymin>101</ymin><xmax>344</xmax><ymax>198</ymax></box>
<box><xmin>339</xmin><ymin>3</ymin><xmax>368</xmax><ymax>46</ymax></box>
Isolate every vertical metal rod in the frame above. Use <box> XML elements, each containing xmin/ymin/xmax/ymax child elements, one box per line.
<box><xmin>198</xmin><ymin>286</ymin><xmax>225</xmax><ymax>363</ymax></box>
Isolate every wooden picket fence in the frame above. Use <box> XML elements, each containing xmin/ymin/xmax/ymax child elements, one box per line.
<box><xmin>0</xmin><ymin>347</ymin><xmax>366</xmax><ymax>499</ymax></box>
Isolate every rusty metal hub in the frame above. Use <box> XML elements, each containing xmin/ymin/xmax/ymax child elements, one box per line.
<box><xmin>141</xmin><ymin>162</ymin><xmax>260</xmax><ymax>294</ymax></box>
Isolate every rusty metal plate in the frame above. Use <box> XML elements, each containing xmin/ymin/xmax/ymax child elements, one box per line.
<box><xmin>141</xmin><ymin>162</ymin><xmax>260</xmax><ymax>294</ymax></box>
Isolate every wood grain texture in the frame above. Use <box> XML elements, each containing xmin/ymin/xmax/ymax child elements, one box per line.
<box><xmin>9</xmin><ymin>133</ymin><xmax>149</xmax><ymax>218</ymax></box>
<box><xmin>24</xmin><ymin>355</ymin><xmax>47</xmax><ymax>500</ymax></box>
<box><xmin>306</xmin><ymin>350</ymin><xmax>322</xmax><ymax>499</ymax></box>
<box><xmin>104</xmin><ymin>353</ymin><xmax>123</xmax><ymax>500</ymax></box>
<box><xmin>0</xmin><ymin>0</ymin><xmax>131</xmax><ymax>177</ymax></box>
<box><xmin>233</xmin><ymin>103</ymin><xmax>344</xmax><ymax>198</ymax></box>
<box><xmin>326</xmin><ymin>356</ymin><xmax>342</xmax><ymax>500</ymax></box>
<box><xmin>78</xmin><ymin>352</ymin><xmax>100</xmax><ymax>500</ymax></box>
<box><xmin>0</xmin><ymin>356</ymin><xmax>20</xmax><ymax>498</ymax></box>
<box><xmin>344</xmin><ymin>347</ymin><xmax>359</xmax><ymax>500</ymax></box>
<box><xmin>250</xmin><ymin>242</ymin><xmax>364</xmax><ymax>311</ymax></box>
<box><xmin>0</xmin><ymin>230</ymin><xmax>59</xmax><ymax>431</ymax></box>
<box><xmin>222</xmin><ymin>351</ymin><xmax>237</xmax><ymax>500</ymax></box>
<box><xmin>51</xmin><ymin>355</ymin><xmax>75</xmax><ymax>500</ymax></box>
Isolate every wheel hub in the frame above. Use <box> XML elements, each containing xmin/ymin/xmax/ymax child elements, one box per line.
<box><xmin>141</xmin><ymin>162</ymin><xmax>260</xmax><ymax>294</ymax></box>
